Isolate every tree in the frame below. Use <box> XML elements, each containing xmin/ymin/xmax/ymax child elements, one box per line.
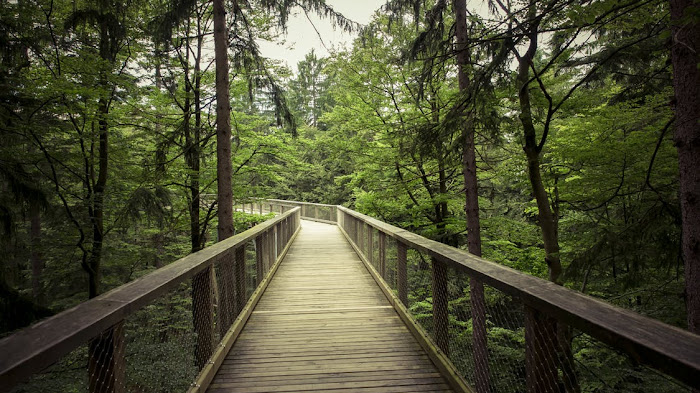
<box><xmin>669</xmin><ymin>0</ymin><xmax>700</xmax><ymax>335</ymax></box>
<box><xmin>214</xmin><ymin>0</ymin><xmax>234</xmax><ymax>241</ymax></box>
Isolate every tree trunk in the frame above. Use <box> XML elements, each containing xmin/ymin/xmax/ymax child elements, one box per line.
<box><xmin>669</xmin><ymin>0</ymin><xmax>700</xmax><ymax>335</ymax></box>
<box><xmin>88</xmin><ymin>94</ymin><xmax>109</xmax><ymax>299</ymax></box>
<box><xmin>183</xmin><ymin>19</ymin><xmax>202</xmax><ymax>254</ymax></box>
<box><xmin>516</xmin><ymin>5</ymin><xmax>579</xmax><ymax>391</ymax></box>
<box><xmin>29</xmin><ymin>200</ymin><xmax>44</xmax><ymax>304</ymax></box>
<box><xmin>214</xmin><ymin>0</ymin><xmax>234</xmax><ymax>241</ymax></box>
<box><xmin>452</xmin><ymin>1</ymin><xmax>489</xmax><ymax>390</ymax></box>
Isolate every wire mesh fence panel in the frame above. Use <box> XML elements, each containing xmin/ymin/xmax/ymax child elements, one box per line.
<box><xmin>123</xmin><ymin>282</ymin><xmax>198</xmax><ymax>393</ymax></box>
<box><xmin>384</xmin><ymin>237</ymin><xmax>398</xmax><ymax>292</ymax></box>
<box><xmin>571</xmin><ymin>331</ymin><xmax>691</xmax><ymax>393</ymax></box>
<box><xmin>404</xmin><ymin>248</ymin><xmax>433</xmax><ymax>332</ymax></box>
<box><xmin>9</xmin><ymin>345</ymin><xmax>89</xmax><ymax>393</ymax></box>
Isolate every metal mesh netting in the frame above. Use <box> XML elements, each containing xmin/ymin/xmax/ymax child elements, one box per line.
<box><xmin>339</xmin><ymin>210</ymin><xmax>692</xmax><ymax>393</ymax></box>
<box><xmin>7</xmin><ymin>211</ymin><xmax>297</xmax><ymax>393</ymax></box>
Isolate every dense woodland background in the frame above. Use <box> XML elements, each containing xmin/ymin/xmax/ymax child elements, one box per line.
<box><xmin>0</xmin><ymin>0</ymin><xmax>698</xmax><ymax>391</ymax></box>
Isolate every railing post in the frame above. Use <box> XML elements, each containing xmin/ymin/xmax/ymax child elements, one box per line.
<box><xmin>255</xmin><ymin>235</ymin><xmax>264</xmax><ymax>285</ymax></box>
<box><xmin>525</xmin><ymin>306</ymin><xmax>559</xmax><ymax>393</ymax></box>
<box><xmin>259</xmin><ymin>203</ymin><xmax>262</xmax><ymax>215</ymax></box>
<box><xmin>432</xmin><ymin>257</ymin><xmax>449</xmax><ymax>356</ymax></box>
<box><xmin>471</xmin><ymin>277</ymin><xmax>490</xmax><ymax>393</ymax></box>
<box><xmin>192</xmin><ymin>266</ymin><xmax>214</xmax><ymax>369</ymax></box>
<box><xmin>397</xmin><ymin>241</ymin><xmax>408</xmax><ymax>306</ymax></box>
<box><xmin>379</xmin><ymin>232</ymin><xmax>386</xmax><ymax>279</ymax></box>
<box><xmin>88</xmin><ymin>322</ymin><xmax>125</xmax><ymax>393</ymax></box>
<box><xmin>314</xmin><ymin>205</ymin><xmax>319</xmax><ymax>220</ymax></box>
<box><xmin>234</xmin><ymin>246</ymin><xmax>246</xmax><ymax>316</ymax></box>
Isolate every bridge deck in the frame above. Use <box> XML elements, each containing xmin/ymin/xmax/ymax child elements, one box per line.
<box><xmin>207</xmin><ymin>220</ymin><xmax>454</xmax><ymax>392</ymax></box>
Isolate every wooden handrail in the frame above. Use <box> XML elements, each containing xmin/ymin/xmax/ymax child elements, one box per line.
<box><xmin>337</xmin><ymin>206</ymin><xmax>700</xmax><ymax>389</ymax></box>
<box><xmin>265</xmin><ymin>198</ymin><xmax>337</xmax><ymax>208</ymax></box>
<box><xmin>0</xmin><ymin>208</ymin><xmax>300</xmax><ymax>391</ymax></box>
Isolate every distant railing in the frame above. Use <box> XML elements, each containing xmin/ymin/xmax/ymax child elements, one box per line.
<box><xmin>235</xmin><ymin>199</ymin><xmax>338</xmax><ymax>224</ymax></box>
<box><xmin>0</xmin><ymin>207</ymin><xmax>301</xmax><ymax>393</ymax></box>
<box><xmin>333</xmin><ymin>205</ymin><xmax>700</xmax><ymax>392</ymax></box>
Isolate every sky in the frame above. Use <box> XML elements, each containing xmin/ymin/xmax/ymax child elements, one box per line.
<box><xmin>257</xmin><ymin>0</ymin><xmax>387</xmax><ymax>70</ymax></box>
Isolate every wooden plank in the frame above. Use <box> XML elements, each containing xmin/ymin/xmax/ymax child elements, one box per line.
<box><xmin>206</xmin><ymin>220</ymin><xmax>455</xmax><ymax>392</ymax></box>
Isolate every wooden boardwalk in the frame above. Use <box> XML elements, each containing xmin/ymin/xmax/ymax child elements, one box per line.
<box><xmin>207</xmin><ymin>220</ymin><xmax>455</xmax><ymax>393</ymax></box>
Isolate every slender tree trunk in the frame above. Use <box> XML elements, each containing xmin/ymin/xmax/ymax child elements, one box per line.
<box><xmin>670</xmin><ymin>0</ymin><xmax>700</xmax><ymax>336</ymax></box>
<box><xmin>88</xmin><ymin>18</ymin><xmax>122</xmax><ymax>393</ymax></box>
<box><xmin>214</xmin><ymin>0</ymin><xmax>234</xmax><ymax>241</ymax></box>
<box><xmin>452</xmin><ymin>1</ymin><xmax>489</xmax><ymax>391</ymax></box>
<box><xmin>515</xmin><ymin>6</ymin><xmax>579</xmax><ymax>392</ymax></box>
<box><xmin>88</xmin><ymin>94</ymin><xmax>109</xmax><ymax>299</ymax></box>
<box><xmin>29</xmin><ymin>199</ymin><xmax>44</xmax><ymax>303</ymax></box>
<box><xmin>183</xmin><ymin>20</ymin><xmax>201</xmax><ymax>254</ymax></box>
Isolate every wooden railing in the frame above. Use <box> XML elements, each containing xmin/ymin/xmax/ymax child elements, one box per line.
<box><xmin>3</xmin><ymin>199</ymin><xmax>698</xmax><ymax>393</ymax></box>
<box><xmin>0</xmin><ymin>207</ymin><xmax>301</xmax><ymax>393</ymax></box>
<box><xmin>332</xmin><ymin>205</ymin><xmax>700</xmax><ymax>392</ymax></box>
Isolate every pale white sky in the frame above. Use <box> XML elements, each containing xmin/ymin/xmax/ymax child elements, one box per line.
<box><xmin>257</xmin><ymin>0</ymin><xmax>387</xmax><ymax>69</ymax></box>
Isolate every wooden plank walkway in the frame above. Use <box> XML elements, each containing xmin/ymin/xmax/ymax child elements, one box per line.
<box><xmin>207</xmin><ymin>220</ymin><xmax>455</xmax><ymax>393</ymax></box>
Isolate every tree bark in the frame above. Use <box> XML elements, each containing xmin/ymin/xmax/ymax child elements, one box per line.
<box><xmin>669</xmin><ymin>0</ymin><xmax>700</xmax><ymax>335</ymax></box>
<box><xmin>214</xmin><ymin>0</ymin><xmax>234</xmax><ymax>242</ymax></box>
<box><xmin>29</xmin><ymin>200</ymin><xmax>44</xmax><ymax>303</ymax></box>
<box><xmin>515</xmin><ymin>4</ymin><xmax>579</xmax><ymax>392</ymax></box>
<box><xmin>452</xmin><ymin>1</ymin><xmax>489</xmax><ymax>391</ymax></box>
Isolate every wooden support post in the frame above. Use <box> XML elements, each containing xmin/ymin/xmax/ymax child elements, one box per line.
<box><xmin>259</xmin><ymin>203</ymin><xmax>262</xmax><ymax>214</ymax></box>
<box><xmin>234</xmin><ymin>246</ymin><xmax>246</xmax><ymax>316</ymax></box>
<box><xmin>255</xmin><ymin>235</ymin><xmax>264</xmax><ymax>285</ymax></box>
<box><xmin>379</xmin><ymin>232</ymin><xmax>386</xmax><ymax>279</ymax></box>
<box><xmin>432</xmin><ymin>257</ymin><xmax>449</xmax><ymax>356</ymax></box>
<box><xmin>314</xmin><ymin>205</ymin><xmax>319</xmax><ymax>220</ymax></box>
<box><xmin>471</xmin><ymin>277</ymin><xmax>490</xmax><ymax>393</ymax></box>
<box><xmin>397</xmin><ymin>241</ymin><xmax>408</xmax><ymax>306</ymax></box>
<box><xmin>192</xmin><ymin>266</ymin><xmax>215</xmax><ymax>370</ymax></box>
<box><xmin>88</xmin><ymin>321</ymin><xmax>125</xmax><ymax>393</ymax></box>
<box><xmin>525</xmin><ymin>306</ymin><xmax>559</xmax><ymax>393</ymax></box>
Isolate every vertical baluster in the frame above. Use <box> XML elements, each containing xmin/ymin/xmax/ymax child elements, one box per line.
<box><xmin>525</xmin><ymin>306</ymin><xmax>559</xmax><ymax>393</ymax></box>
<box><xmin>397</xmin><ymin>241</ymin><xmax>408</xmax><ymax>306</ymax></box>
<box><xmin>432</xmin><ymin>257</ymin><xmax>449</xmax><ymax>355</ymax></box>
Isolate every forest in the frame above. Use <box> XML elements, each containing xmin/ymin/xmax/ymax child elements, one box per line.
<box><xmin>1</xmin><ymin>0</ymin><xmax>699</xmax><ymax>391</ymax></box>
